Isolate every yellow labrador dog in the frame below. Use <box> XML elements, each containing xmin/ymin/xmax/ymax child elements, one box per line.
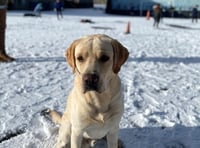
<box><xmin>43</xmin><ymin>34</ymin><xmax>129</xmax><ymax>148</ymax></box>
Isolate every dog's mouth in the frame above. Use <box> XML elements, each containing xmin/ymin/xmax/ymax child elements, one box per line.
<box><xmin>83</xmin><ymin>83</ymin><xmax>99</xmax><ymax>93</ymax></box>
<box><xmin>83</xmin><ymin>73</ymin><xmax>100</xmax><ymax>93</ymax></box>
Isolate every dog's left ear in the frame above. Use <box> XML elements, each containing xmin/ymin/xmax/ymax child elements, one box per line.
<box><xmin>111</xmin><ymin>39</ymin><xmax>129</xmax><ymax>73</ymax></box>
<box><xmin>66</xmin><ymin>39</ymin><xmax>79</xmax><ymax>73</ymax></box>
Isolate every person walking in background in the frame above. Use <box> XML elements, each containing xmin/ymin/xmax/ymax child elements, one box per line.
<box><xmin>7</xmin><ymin>0</ymin><xmax>14</xmax><ymax>10</ymax></box>
<box><xmin>54</xmin><ymin>0</ymin><xmax>64</xmax><ymax>20</ymax></box>
<box><xmin>34</xmin><ymin>3</ymin><xmax>43</xmax><ymax>17</ymax></box>
<box><xmin>153</xmin><ymin>4</ymin><xmax>162</xmax><ymax>28</ymax></box>
<box><xmin>192</xmin><ymin>5</ymin><xmax>198</xmax><ymax>23</ymax></box>
<box><xmin>0</xmin><ymin>0</ymin><xmax>14</xmax><ymax>62</ymax></box>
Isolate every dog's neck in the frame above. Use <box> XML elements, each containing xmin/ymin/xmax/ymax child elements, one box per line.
<box><xmin>84</xmin><ymin>90</ymin><xmax>122</xmax><ymax>123</ymax></box>
<box><xmin>84</xmin><ymin>91</ymin><xmax>112</xmax><ymax>112</ymax></box>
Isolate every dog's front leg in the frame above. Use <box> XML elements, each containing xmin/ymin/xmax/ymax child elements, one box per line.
<box><xmin>71</xmin><ymin>127</ymin><xmax>83</xmax><ymax>148</ymax></box>
<box><xmin>56</xmin><ymin>120</ymin><xmax>71</xmax><ymax>148</ymax></box>
<box><xmin>107</xmin><ymin>128</ymin><xmax>119</xmax><ymax>148</ymax></box>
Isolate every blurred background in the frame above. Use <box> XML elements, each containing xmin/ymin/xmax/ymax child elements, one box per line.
<box><xmin>6</xmin><ymin>0</ymin><xmax>200</xmax><ymax>18</ymax></box>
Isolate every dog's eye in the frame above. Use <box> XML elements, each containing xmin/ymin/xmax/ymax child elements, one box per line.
<box><xmin>77</xmin><ymin>56</ymin><xmax>84</xmax><ymax>62</ymax></box>
<box><xmin>99</xmin><ymin>55</ymin><xmax>109</xmax><ymax>63</ymax></box>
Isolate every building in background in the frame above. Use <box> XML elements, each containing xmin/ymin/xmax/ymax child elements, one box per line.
<box><xmin>106</xmin><ymin>0</ymin><xmax>200</xmax><ymax>17</ymax></box>
<box><xmin>7</xmin><ymin>0</ymin><xmax>55</xmax><ymax>10</ymax></box>
<box><xmin>7</xmin><ymin>0</ymin><xmax>93</xmax><ymax>10</ymax></box>
<box><xmin>64</xmin><ymin>0</ymin><xmax>93</xmax><ymax>8</ymax></box>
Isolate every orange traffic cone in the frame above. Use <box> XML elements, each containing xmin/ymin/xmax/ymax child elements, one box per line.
<box><xmin>146</xmin><ymin>10</ymin><xmax>150</xmax><ymax>20</ymax></box>
<box><xmin>125</xmin><ymin>21</ymin><xmax>130</xmax><ymax>34</ymax></box>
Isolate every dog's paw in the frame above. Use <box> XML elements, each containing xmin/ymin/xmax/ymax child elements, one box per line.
<box><xmin>56</xmin><ymin>140</ymin><xmax>70</xmax><ymax>148</ymax></box>
<box><xmin>82</xmin><ymin>139</ymin><xmax>97</xmax><ymax>148</ymax></box>
<box><xmin>40</xmin><ymin>108</ymin><xmax>51</xmax><ymax>116</ymax></box>
<box><xmin>40</xmin><ymin>108</ymin><xmax>62</xmax><ymax>125</ymax></box>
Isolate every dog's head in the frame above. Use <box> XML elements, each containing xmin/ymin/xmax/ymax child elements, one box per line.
<box><xmin>66</xmin><ymin>34</ymin><xmax>129</xmax><ymax>93</ymax></box>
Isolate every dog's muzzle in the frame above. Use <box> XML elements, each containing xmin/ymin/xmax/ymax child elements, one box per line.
<box><xmin>83</xmin><ymin>73</ymin><xmax>99</xmax><ymax>92</ymax></box>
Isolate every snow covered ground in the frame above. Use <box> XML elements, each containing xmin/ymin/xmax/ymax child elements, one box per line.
<box><xmin>0</xmin><ymin>8</ymin><xmax>200</xmax><ymax>148</ymax></box>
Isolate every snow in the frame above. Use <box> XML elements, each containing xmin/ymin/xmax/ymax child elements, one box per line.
<box><xmin>1</xmin><ymin>8</ymin><xmax>200</xmax><ymax>148</ymax></box>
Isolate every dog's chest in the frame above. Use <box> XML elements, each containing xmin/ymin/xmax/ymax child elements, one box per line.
<box><xmin>82</xmin><ymin>109</ymin><xmax>119</xmax><ymax>139</ymax></box>
<box><xmin>83</xmin><ymin>117</ymin><xmax>112</xmax><ymax>139</ymax></box>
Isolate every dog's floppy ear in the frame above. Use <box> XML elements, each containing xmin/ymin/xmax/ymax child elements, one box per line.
<box><xmin>111</xmin><ymin>39</ymin><xmax>129</xmax><ymax>73</ymax></box>
<box><xmin>66</xmin><ymin>39</ymin><xmax>79</xmax><ymax>73</ymax></box>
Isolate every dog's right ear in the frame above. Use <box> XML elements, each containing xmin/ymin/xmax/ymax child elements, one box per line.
<box><xmin>66</xmin><ymin>39</ymin><xmax>79</xmax><ymax>73</ymax></box>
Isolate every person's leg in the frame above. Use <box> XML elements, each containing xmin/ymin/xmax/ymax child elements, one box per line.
<box><xmin>60</xmin><ymin>10</ymin><xmax>63</xmax><ymax>18</ymax></box>
<box><xmin>56</xmin><ymin>11</ymin><xmax>59</xmax><ymax>20</ymax></box>
<box><xmin>0</xmin><ymin>8</ymin><xmax>14</xmax><ymax>62</ymax></box>
<box><xmin>38</xmin><ymin>10</ymin><xmax>41</xmax><ymax>17</ymax></box>
<box><xmin>0</xmin><ymin>8</ymin><xmax>6</xmax><ymax>55</ymax></box>
<box><xmin>157</xmin><ymin>18</ymin><xmax>160</xmax><ymax>28</ymax></box>
<box><xmin>58</xmin><ymin>10</ymin><xmax>63</xmax><ymax>19</ymax></box>
<box><xmin>153</xmin><ymin>17</ymin><xmax>156</xmax><ymax>27</ymax></box>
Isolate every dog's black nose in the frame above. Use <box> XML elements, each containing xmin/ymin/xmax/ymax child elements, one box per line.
<box><xmin>83</xmin><ymin>73</ymin><xmax>99</xmax><ymax>92</ymax></box>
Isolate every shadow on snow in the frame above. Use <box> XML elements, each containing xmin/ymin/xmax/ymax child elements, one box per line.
<box><xmin>165</xmin><ymin>24</ymin><xmax>200</xmax><ymax>30</ymax></box>
<box><xmin>131</xmin><ymin>56</ymin><xmax>200</xmax><ymax>64</ymax></box>
<box><xmin>15</xmin><ymin>57</ymin><xmax>66</xmax><ymax>62</ymax></box>
<box><xmin>119</xmin><ymin>125</ymin><xmax>200</xmax><ymax>148</ymax></box>
<box><xmin>14</xmin><ymin>56</ymin><xmax>200</xmax><ymax>64</ymax></box>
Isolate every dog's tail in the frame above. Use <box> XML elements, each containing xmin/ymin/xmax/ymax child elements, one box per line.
<box><xmin>40</xmin><ymin>108</ymin><xmax>62</xmax><ymax>125</ymax></box>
